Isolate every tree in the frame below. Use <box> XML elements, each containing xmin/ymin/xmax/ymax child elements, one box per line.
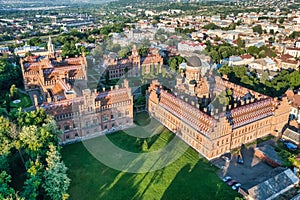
<box><xmin>260</xmin><ymin>71</ymin><xmax>269</xmax><ymax>84</ymax></box>
<box><xmin>168</xmin><ymin>57</ymin><xmax>178</xmax><ymax>72</ymax></box>
<box><xmin>118</xmin><ymin>46</ymin><xmax>131</xmax><ymax>58</ymax></box>
<box><xmin>247</xmin><ymin>46</ymin><xmax>260</xmax><ymax>58</ymax></box>
<box><xmin>0</xmin><ymin>171</ymin><xmax>15</xmax><ymax>199</ymax></box>
<box><xmin>142</xmin><ymin>140</ymin><xmax>148</xmax><ymax>151</ymax></box>
<box><xmin>252</xmin><ymin>25</ymin><xmax>262</xmax><ymax>34</ymax></box>
<box><xmin>218</xmin><ymin>65</ymin><xmax>231</xmax><ymax>75</ymax></box>
<box><xmin>43</xmin><ymin>144</ymin><xmax>70</xmax><ymax>200</ymax></box>
<box><xmin>28</xmin><ymin>37</ymin><xmax>42</xmax><ymax>46</ymax></box>
<box><xmin>0</xmin><ymin>58</ymin><xmax>22</xmax><ymax>94</ymax></box>
<box><xmin>21</xmin><ymin>175</ymin><xmax>42</xmax><ymax>200</ymax></box>
<box><xmin>209</xmin><ymin>50</ymin><xmax>221</xmax><ymax>63</ymax></box>
<box><xmin>237</xmin><ymin>37</ymin><xmax>245</xmax><ymax>49</ymax></box>
<box><xmin>9</xmin><ymin>84</ymin><xmax>18</xmax><ymax>100</ymax></box>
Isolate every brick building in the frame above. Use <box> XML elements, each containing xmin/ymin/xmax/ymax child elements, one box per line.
<box><xmin>21</xmin><ymin>37</ymin><xmax>134</xmax><ymax>142</ymax></box>
<box><xmin>40</xmin><ymin>80</ymin><xmax>134</xmax><ymax>142</ymax></box>
<box><xmin>103</xmin><ymin>45</ymin><xmax>163</xmax><ymax>80</ymax></box>
<box><xmin>146</xmin><ymin>75</ymin><xmax>290</xmax><ymax>160</ymax></box>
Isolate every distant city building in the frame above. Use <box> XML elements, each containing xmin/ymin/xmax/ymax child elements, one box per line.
<box><xmin>14</xmin><ymin>43</ymin><xmax>46</xmax><ymax>57</ymax></box>
<box><xmin>178</xmin><ymin>40</ymin><xmax>206</xmax><ymax>53</ymax></box>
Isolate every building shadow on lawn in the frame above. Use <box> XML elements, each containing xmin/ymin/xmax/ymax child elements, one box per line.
<box><xmin>161</xmin><ymin>161</ymin><xmax>239</xmax><ymax>200</ymax></box>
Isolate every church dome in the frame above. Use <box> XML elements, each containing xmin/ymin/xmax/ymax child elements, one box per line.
<box><xmin>187</xmin><ymin>56</ymin><xmax>202</xmax><ymax>67</ymax></box>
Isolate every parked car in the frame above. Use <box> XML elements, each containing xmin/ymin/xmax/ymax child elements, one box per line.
<box><xmin>232</xmin><ymin>183</ymin><xmax>241</xmax><ymax>190</ymax></box>
<box><xmin>285</xmin><ymin>142</ymin><xmax>297</xmax><ymax>151</ymax></box>
<box><xmin>227</xmin><ymin>179</ymin><xmax>237</xmax><ymax>186</ymax></box>
<box><xmin>222</xmin><ymin>155</ymin><xmax>230</xmax><ymax>162</ymax></box>
<box><xmin>222</xmin><ymin>176</ymin><xmax>232</xmax><ymax>182</ymax></box>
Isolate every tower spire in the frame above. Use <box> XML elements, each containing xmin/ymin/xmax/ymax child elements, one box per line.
<box><xmin>48</xmin><ymin>36</ymin><xmax>54</xmax><ymax>58</ymax></box>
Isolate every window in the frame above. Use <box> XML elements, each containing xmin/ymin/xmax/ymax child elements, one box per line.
<box><xmin>85</xmin><ymin>121</ymin><xmax>89</xmax><ymax>128</ymax></box>
<box><xmin>64</xmin><ymin>125</ymin><xmax>70</xmax><ymax>131</ymax></box>
<box><xmin>125</xmin><ymin>110</ymin><xmax>129</xmax><ymax>116</ymax></box>
<box><xmin>104</xmin><ymin>125</ymin><xmax>107</xmax><ymax>129</ymax></box>
<box><xmin>118</xmin><ymin>112</ymin><xmax>122</xmax><ymax>118</ymax></box>
<box><xmin>111</xmin><ymin>114</ymin><xmax>114</xmax><ymax>120</ymax></box>
<box><xmin>66</xmin><ymin>135</ymin><xmax>70</xmax><ymax>139</ymax></box>
<box><xmin>112</xmin><ymin>123</ymin><xmax>115</xmax><ymax>127</ymax></box>
<box><xmin>93</xmin><ymin>118</ymin><xmax>97</xmax><ymax>125</ymax></box>
<box><xmin>73</xmin><ymin>123</ymin><xmax>76</xmax><ymax>129</ymax></box>
<box><xmin>75</xmin><ymin>133</ymin><xmax>79</xmax><ymax>137</ymax></box>
<box><xmin>103</xmin><ymin>116</ymin><xmax>108</xmax><ymax>122</ymax></box>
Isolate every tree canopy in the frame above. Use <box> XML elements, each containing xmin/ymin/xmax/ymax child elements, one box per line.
<box><xmin>0</xmin><ymin>109</ymin><xmax>70</xmax><ymax>200</ymax></box>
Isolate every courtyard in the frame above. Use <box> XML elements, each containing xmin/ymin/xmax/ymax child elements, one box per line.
<box><xmin>61</xmin><ymin>112</ymin><xmax>240</xmax><ymax>200</ymax></box>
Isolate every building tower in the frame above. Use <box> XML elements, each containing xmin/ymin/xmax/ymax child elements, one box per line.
<box><xmin>48</xmin><ymin>36</ymin><xmax>55</xmax><ymax>58</ymax></box>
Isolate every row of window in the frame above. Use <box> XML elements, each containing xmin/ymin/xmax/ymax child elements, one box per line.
<box><xmin>233</xmin><ymin>118</ymin><xmax>271</xmax><ymax>137</ymax></box>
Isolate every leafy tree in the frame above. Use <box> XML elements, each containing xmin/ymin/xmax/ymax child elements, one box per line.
<box><xmin>0</xmin><ymin>58</ymin><xmax>22</xmax><ymax>94</ymax></box>
<box><xmin>142</xmin><ymin>140</ymin><xmax>148</xmax><ymax>151</ymax></box>
<box><xmin>9</xmin><ymin>84</ymin><xmax>18</xmax><ymax>100</ymax></box>
<box><xmin>28</xmin><ymin>37</ymin><xmax>42</xmax><ymax>46</ymax></box>
<box><xmin>209</xmin><ymin>50</ymin><xmax>220</xmax><ymax>63</ymax></box>
<box><xmin>0</xmin><ymin>171</ymin><xmax>15</xmax><ymax>199</ymax></box>
<box><xmin>118</xmin><ymin>46</ymin><xmax>131</xmax><ymax>58</ymax></box>
<box><xmin>289</xmin><ymin>31</ymin><xmax>300</xmax><ymax>39</ymax></box>
<box><xmin>252</xmin><ymin>25</ymin><xmax>262</xmax><ymax>34</ymax></box>
<box><xmin>260</xmin><ymin>71</ymin><xmax>269</xmax><ymax>84</ymax></box>
<box><xmin>247</xmin><ymin>46</ymin><xmax>260</xmax><ymax>58</ymax></box>
<box><xmin>218</xmin><ymin>65</ymin><xmax>231</xmax><ymax>75</ymax></box>
<box><xmin>43</xmin><ymin>144</ymin><xmax>70</xmax><ymax>200</ymax></box>
<box><xmin>237</xmin><ymin>37</ymin><xmax>245</xmax><ymax>48</ymax></box>
<box><xmin>203</xmin><ymin>23</ymin><xmax>220</xmax><ymax>30</ymax></box>
<box><xmin>168</xmin><ymin>57</ymin><xmax>178</xmax><ymax>72</ymax></box>
<box><xmin>21</xmin><ymin>174</ymin><xmax>42</xmax><ymax>200</ymax></box>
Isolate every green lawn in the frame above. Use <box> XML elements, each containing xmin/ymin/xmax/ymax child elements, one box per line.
<box><xmin>61</xmin><ymin>112</ymin><xmax>239</xmax><ymax>200</ymax></box>
<box><xmin>0</xmin><ymin>91</ymin><xmax>32</xmax><ymax>115</ymax></box>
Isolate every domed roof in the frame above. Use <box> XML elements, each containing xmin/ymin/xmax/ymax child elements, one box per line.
<box><xmin>187</xmin><ymin>56</ymin><xmax>202</xmax><ymax>67</ymax></box>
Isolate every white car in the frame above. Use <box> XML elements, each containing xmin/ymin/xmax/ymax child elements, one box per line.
<box><xmin>222</xmin><ymin>176</ymin><xmax>232</xmax><ymax>182</ymax></box>
<box><xmin>232</xmin><ymin>183</ymin><xmax>241</xmax><ymax>190</ymax></box>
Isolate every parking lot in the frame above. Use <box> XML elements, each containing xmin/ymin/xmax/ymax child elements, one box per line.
<box><xmin>212</xmin><ymin>145</ymin><xmax>274</xmax><ymax>190</ymax></box>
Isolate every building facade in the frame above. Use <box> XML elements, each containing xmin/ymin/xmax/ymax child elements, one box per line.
<box><xmin>40</xmin><ymin>80</ymin><xmax>134</xmax><ymax>142</ymax></box>
<box><xmin>21</xmin><ymin>37</ymin><xmax>134</xmax><ymax>142</ymax></box>
<box><xmin>146</xmin><ymin>75</ymin><xmax>290</xmax><ymax>160</ymax></box>
<box><xmin>103</xmin><ymin>45</ymin><xmax>163</xmax><ymax>80</ymax></box>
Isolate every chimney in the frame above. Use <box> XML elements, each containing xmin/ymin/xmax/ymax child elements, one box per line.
<box><xmin>196</xmin><ymin>104</ymin><xmax>200</xmax><ymax>109</ymax></box>
<box><xmin>103</xmin><ymin>87</ymin><xmax>105</xmax><ymax>92</ymax></box>
<box><xmin>33</xmin><ymin>94</ymin><xmax>38</xmax><ymax>107</ymax></box>
<box><xmin>234</xmin><ymin>103</ymin><xmax>237</xmax><ymax>108</ymax></box>
<box><xmin>246</xmin><ymin>99</ymin><xmax>250</xmax><ymax>104</ymax></box>
<box><xmin>223</xmin><ymin>106</ymin><xmax>226</xmax><ymax>112</ymax></box>
<box><xmin>110</xmin><ymin>86</ymin><xmax>113</xmax><ymax>91</ymax></box>
<box><xmin>241</xmin><ymin>100</ymin><xmax>245</xmax><ymax>106</ymax></box>
<box><xmin>251</xmin><ymin>98</ymin><xmax>255</xmax><ymax>103</ymax></box>
<box><xmin>185</xmin><ymin>97</ymin><xmax>189</xmax><ymax>102</ymax></box>
<box><xmin>215</xmin><ymin>108</ymin><xmax>219</xmax><ymax>114</ymax></box>
<box><xmin>191</xmin><ymin>101</ymin><xmax>195</xmax><ymax>106</ymax></box>
<box><xmin>228</xmin><ymin>105</ymin><xmax>232</xmax><ymax>110</ymax></box>
<box><xmin>115</xmin><ymin>85</ymin><xmax>119</xmax><ymax>90</ymax></box>
<box><xmin>204</xmin><ymin>107</ymin><xmax>207</xmax><ymax>113</ymax></box>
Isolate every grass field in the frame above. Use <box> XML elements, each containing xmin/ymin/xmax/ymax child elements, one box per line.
<box><xmin>61</xmin><ymin>112</ymin><xmax>239</xmax><ymax>200</ymax></box>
